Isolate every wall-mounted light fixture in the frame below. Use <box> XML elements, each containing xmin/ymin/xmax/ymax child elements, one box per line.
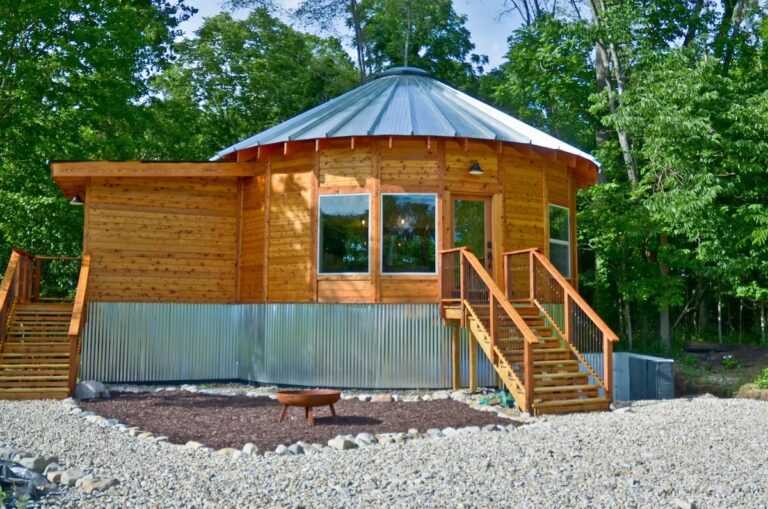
<box><xmin>69</xmin><ymin>194</ymin><xmax>84</xmax><ymax>206</ymax></box>
<box><xmin>468</xmin><ymin>160</ymin><xmax>483</xmax><ymax>176</ymax></box>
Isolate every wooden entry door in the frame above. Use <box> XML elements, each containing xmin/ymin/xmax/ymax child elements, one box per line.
<box><xmin>452</xmin><ymin>197</ymin><xmax>492</xmax><ymax>271</ymax></box>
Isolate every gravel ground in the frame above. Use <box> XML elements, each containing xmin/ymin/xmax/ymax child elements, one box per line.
<box><xmin>1</xmin><ymin>396</ymin><xmax>767</xmax><ymax>508</ymax></box>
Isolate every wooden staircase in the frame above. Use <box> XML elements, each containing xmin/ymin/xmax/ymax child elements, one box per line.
<box><xmin>0</xmin><ymin>250</ymin><xmax>91</xmax><ymax>400</ymax></box>
<box><xmin>440</xmin><ymin>247</ymin><xmax>619</xmax><ymax>416</ymax></box>
<box><xmin>0</xmin><ymin>302</ymin><xmax>74</xmax><ymax>399</ymax></box>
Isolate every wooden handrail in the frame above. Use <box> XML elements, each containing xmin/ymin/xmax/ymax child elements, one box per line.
<box><xmin>504</xmin><ymin>248</ymin><xmax>539</xmax><ymax>256</ymax></box>
<box><xmin>67</xmin><ymin>254</ymin><xmax>91</xmax><ymax>395</ymax></box>
<box><xmin>504</xmin><ymin>248</ymin><xmax>619</xmax><ymax>342</ymax></box>
<box><xmin>0</xmin><ymin>252</ymin><xmax>21</xmax><ymax>312</ymax></box>
<box><xmin>527</xmin><ymin>250</ymin><xmax>619</xmax><ymax>342</ymax></box>
<box><xmin>439</xmin><ymin>247</ymin><xmax>470</xmax><ymax>254</ymax></box>
<box><xmin>67</xmin><ymin>254</ymin><xmax>91</xmax><ymax>338</ymax></box>
<box><xmin>460</xmin><ymin>250</ymin><xmax>539</xmax><ymax>344</ymax></box>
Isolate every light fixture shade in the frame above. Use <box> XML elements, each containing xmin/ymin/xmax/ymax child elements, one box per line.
<box><xmin>469</xmin><ymin>160</ymin><xmax>484</xmax><ymax>175</ymax></box>
<box><xmin>69</xmin><ymin>194</ymin><xmax>84</xmax><ymax>206</ymax></box>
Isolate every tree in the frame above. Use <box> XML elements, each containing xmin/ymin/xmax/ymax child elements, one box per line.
<box><xmin>0</xmin><ymin>0</ymin><xmax>193</xmax><ymax>269</ymax></box>
<box><xmin>144</xmin><ymin>9</ymin><xmax>358</xmax><ymax>160</ymax></box>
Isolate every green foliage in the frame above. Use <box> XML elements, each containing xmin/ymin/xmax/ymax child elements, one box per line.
<box><xmin>0</xmin><ymin>0</ymin><xmax>194</xmax><ymax>268</ymax></box>
<box><xmin>722</xmin><ymin>354</ymin><xmax>740</xmax><ymax>370</ymax></box>
<box><xmin>145</xmin><ymin>9</ymin><xmax>357</xmax><ymax>160</ymax></box>
<box><xmin>755</xmin><ymin>368</ymin><xmax>768</xmax><ymax>389</ymax></box>
<box><xmin>360</xmin><ymin>0</ymin><xmax>487</xmax><ymax>89</ymax></box>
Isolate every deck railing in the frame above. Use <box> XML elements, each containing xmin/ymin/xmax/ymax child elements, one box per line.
<box><xmin>0</xmin><ymin>250</ymin><xmax>91</xmax><ymax>394</ymax></box>
<box><xmin>0</xmin><ymin>250</ymin><xmax>36</xmax><ymax>347</ymax></box>
<box><xmin>440</xmin><ymin>247</ymin><xmax>538</xmax><ymax>410</ymax></box>
<box><xmin>504</xmin><ymin>248</ymin><xmax>620</xmax><ymax>400</ymax></box>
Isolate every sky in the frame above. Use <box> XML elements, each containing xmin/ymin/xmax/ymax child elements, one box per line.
<box><xmin>179</xmin><ymin>0</ymin><xmax>521</xmax><ymax>69</ymax></box>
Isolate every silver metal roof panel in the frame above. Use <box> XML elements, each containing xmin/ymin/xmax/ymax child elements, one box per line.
<box><xmin>212</xmin><ymin>67</ymin><xmax>596</xmax><ymax>165</ymax></box>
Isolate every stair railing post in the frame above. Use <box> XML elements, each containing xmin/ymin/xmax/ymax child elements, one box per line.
<box><xmin>34</xmin><ymin>258</ymin><xmax>42</xmax><ymax>302</ymax></box>
<box><xmin>489</xmin><ymin>294</ymin><xmax>497</xmax><ymax>365</ymax></box>
<box><xmin>564</xmin><ymin>294</ymin><xmax>572</xmax><ymax>346</ymax></box>
<box><xmin>603</xmin><ymin>331</ymin><xmax>613</xmax><ymax>402</ymax></box>
<box><xmin>459</xmin><ymin>251</ymin><xmax>466</xmax><ymax>328</ymax></box>
<box><xmin>523</xmin><ymin>338</ymin><xmax>534</xmax><ymax>413</ymax></box>
<box><xmin>529</xmin><ymin>251</ymin><xmax>536</xmax><ymax>304</ymax></box>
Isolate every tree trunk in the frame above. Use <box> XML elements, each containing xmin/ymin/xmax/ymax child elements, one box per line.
<box><xmin>682</xmin><ymin>0</ymin><xmax>704</xmax><ymax>47</ymax></box>
<box><xmin>403</xmin><ymin>0</ymin><xmax>412</xmax><ymax>67</ymax></box>
<box><xmin>349</xmin><ymin>0</ymin><xmax>367</xmax><ymax>83</ymax></box>
<box><xmin>698</xmin><ymin>295</ymin><xmax>708</xmax><ymax>335</ymax></box>
<box><xmin>761</xmin><ymin>301</ymin><xmax>766</xmax><ymax>343</ymax></box>
<box><xmin>658</xmin><ymin>234</ymin><xmax>671</xmax><ymax>349</ymax></box>
<box><xmin>624</xmin><ymin>300</ymin><xmax>633</xmax><ymax>351</ymax></box>
<box><xmin>717</xmin><ymin>297</ymin><xmax>723</xmax><ymax>344</ymax></box>
<box><xmin>589</xmin><ymin>0</ymin><xmax>637</xmax><ymax>183</ymax></box>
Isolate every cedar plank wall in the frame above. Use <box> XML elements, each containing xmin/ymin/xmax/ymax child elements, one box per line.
<box><xmin>379</xmin><ymin>139</ymin><xmax>440</xmax><ymax>303</ymax></box>
<box><xmin>317</xmin><ymin>145</ymin><xmax>375</xmax><ymax>303</ymax></box>
<box><xmin>82</xmin><ymin>138</ymin><xmax>581</xmax><ymax>304</ymax></box>
<box><xmin>85</xmin><ymin>177</ymin><xmax>238</xmax><ymax>302</ymax></box>
<box><xmin>267</xmin><ymin>154</ymin><xmax>313</xmax><ymax>302</ymax></box>
<box><xmin>239</xmin><ymin>168</ymin><xmax>267</xmax><ymax>302</ymax></box>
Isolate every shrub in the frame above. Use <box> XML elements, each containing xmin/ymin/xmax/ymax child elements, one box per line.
<box><xmin>755</xmin><ymin>368</ymin><xmax>768</xmax><ymax>389</ymax></box>
<box><xmin>722</xmin><ymin>354</ymin><xmax>740</xmax><ymax>370</ymax></box>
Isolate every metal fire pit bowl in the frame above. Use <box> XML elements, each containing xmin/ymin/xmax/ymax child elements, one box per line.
<box><xmin>276</xmin><ymin>389</ymin><xmax>341</xmax><ymax>426</ymax></box>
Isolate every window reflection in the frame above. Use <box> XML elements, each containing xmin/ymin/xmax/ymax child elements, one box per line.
<box><xmin>382</xmin><ymin>194</ymin><xmax>437</xmax><ymax>273</ymax></box>
<box><xmin>319</xmin><ymin>194</ymin><xmax>370</xmax><ymax>273</ymax></box>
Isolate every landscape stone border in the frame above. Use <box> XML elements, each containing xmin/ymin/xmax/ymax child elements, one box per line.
<box><xmin>67</xmin><ymin>382</ymin><xmax>536</xmax><ymax>459</ymax></box>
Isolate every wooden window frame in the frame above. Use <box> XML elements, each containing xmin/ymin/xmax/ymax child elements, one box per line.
<box><xmin>380</xmin><ymin>192</ymin><xmax>439</xmax><ymax>276</ymax></box>
<box><xmin>548</xmin><ymin>203</ymin><xmax>571</xmax><ymax>279</ymax></box>
<box><xmin>317</xmin><ymin>193</ymin><xmax>372</xmax><ymax>276</ymax></box>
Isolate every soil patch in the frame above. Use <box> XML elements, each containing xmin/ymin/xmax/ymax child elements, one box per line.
<box><xmin>81</xmin><ymin>391</ymin><xmax>514</xmax><ymax>451</ymax></box>
<box><xmin>676</xmin><ymin>342</ymin><xmax>768</xmax><ymax>397</ymax></box>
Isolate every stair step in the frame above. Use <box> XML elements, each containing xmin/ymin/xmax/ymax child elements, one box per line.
<box><xmin>2</xmin><ymin>343</ymin><xmax>70</xmax><ymax>353</ymax></box>
<box><xmin>0</xmin><ymin>388</ymin><xmax>70</xmax><ymax>399</ymax></box>
<box><xmin>534</xmin><ymin>372</ymin><xmax>588</xmax><ymax>381</ymax></box>
<box><xmin>534</xmin><ymin>383</ymin><xmax>597</xmax><ymax>393</ymax></box>
<box><xmin>0</xmin><ymin>374</ymin><xmax>68</xmax><ymax>381</ymax></box>
<box><xmin>533</xmin><ymin>397</ymin><xmax>610</xmax><ymax>415</ymax></box>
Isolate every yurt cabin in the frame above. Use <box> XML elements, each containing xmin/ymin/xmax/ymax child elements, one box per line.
<box><xmin>1</xmin><ymin>67</ymin><xmax>618</xmax><ymax>414</ymax></box>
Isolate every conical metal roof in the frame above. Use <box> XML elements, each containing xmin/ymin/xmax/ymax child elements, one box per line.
<box><xmin>213</xmin><ymin>67</ymin><xmax>596</xmax><ymax>165</ymax></box>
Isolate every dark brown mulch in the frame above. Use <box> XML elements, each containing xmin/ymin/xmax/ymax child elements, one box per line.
<box><xmin>80</xmin><ymin>391</ymin><xmax>514</xmax><ymax>451</ymax></box>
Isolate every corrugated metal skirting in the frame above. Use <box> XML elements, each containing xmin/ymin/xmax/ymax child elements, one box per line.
<box><xmin>81</xmin><ymin>303</ymin><xmax>496</xmax><ymax>389</ymax></box>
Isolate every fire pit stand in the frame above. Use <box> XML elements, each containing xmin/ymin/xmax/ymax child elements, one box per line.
<box><xmin>276</xmin><ymin>389</ymin><xmax>341</xmax><ymax>426</ymax></box>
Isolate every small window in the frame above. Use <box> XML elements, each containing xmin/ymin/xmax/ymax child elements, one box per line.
<box><xmin>382</xmin><ymin>194</ymin><xmax>437</xmax><ymax>274</ymax></box>
<box><xmin>318</xmin><ymin>194</ymin><xmax>370</xmax><ymax>274</ymax></box>
<box><xmin>548</xmin><ymin>204</ymin><xmax>571</xmax><ymax>278</ymax></box>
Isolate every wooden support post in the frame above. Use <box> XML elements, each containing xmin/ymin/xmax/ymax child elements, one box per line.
<box><xmin>451</xmin><ymin>324</ymin><xmax>461</xmax><ymax>390</ymax></box>
<box><xmin>34</xmin><ymin>258</ymin><xmax>42</xmax><ymax>302</ymax></box>
<box><xmin>523</xmin><ymin>339</ymin><xmax>534</xmax><ymax>412</ymax></box>
<box><xmin>529</xmin><ymin>250</ymin><xmax>536</xmax><ymax>303</ymax></box>
<box><xmin>459</xmin><ymin>253</ymin><xmax>466</xmax><ymax>328</ymax></box>
<box><xmin>468</xmin><ymin>334</ymin><xmax>478</xmax><ymax>393</ymax></box>
<box><xmin>489</xmin><ymin>294</ymin><xmax>498</xmax><ymax>365</ymax></box>
<box><xmin>603</xmin><ymin>332</ymin><xmax>613</xmax><ymax>402</ymax></box>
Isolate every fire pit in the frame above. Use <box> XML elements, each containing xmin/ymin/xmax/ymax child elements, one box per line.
<box><xmin>276</xmin><ymin>389</ymin><xmax>341</xmax><ymax>426</ymax></box>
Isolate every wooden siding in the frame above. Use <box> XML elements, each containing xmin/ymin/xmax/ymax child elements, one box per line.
<box><xmin>240</xmin><ymin>173</ymin><xmax>267</xmax><ymax>301</ymax></box>
<box><xmin>502</xmin><ymin>153</ymin><xmax>546</xmax><ymax>253</ymax></box>
<box><xmin>73</xmin><ymin>137</ymin><xmax>583</xmax><ymax>304</ymax></box>
<box><xmin>268</xmin><ymin>159</ymin><xmax>313</xmax><ymax>302</ymax></box>
<box><xmin>85</xmin><ymin>178</ymin><xmax>238</xmax><ymax>302</ymax></box>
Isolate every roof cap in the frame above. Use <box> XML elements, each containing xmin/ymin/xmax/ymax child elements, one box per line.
<box><xmin>373</xmin><ymin>67</ymin><xmax>431</xmax><ymax>79</ymax></box>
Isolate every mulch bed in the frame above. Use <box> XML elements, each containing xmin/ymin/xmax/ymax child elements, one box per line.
<box><xmin>80</xmin><ymin>391</ymin><xmax>514</xmax><ymax>451</ymax></box>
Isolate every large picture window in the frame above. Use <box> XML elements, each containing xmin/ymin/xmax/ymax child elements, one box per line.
<box><xmin>548</xmin><ymin>204</ymin><xmax>571</xmax><ymax>278</ymax></box>
<box><xmin>382</xmin><ymin>194</ymin><xmax>437</xmax><ymax>274</ymax></box>
<box><xmin>318</xmin><ymin>194</ymin><xmax>370</xmax><ymax>274</ymax></box>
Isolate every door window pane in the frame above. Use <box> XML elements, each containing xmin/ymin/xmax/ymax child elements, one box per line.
<box><xmin>548</xmin><ymin>204</ymin><xmax>570</xmax><ymax>278</ymax></box>
<box><xmin>382</xmin><ymin>194</ymin><xmax>437</xmax><ymax>273</ymax></box>
<box><xmin>319</xmin><ymin>194</ymin><xmax>369</xmax><ymax>274</ymax></box>
<box><xmin>453</xmin><ymin>199</ymin><xmax>486</xmax><ymax>266</ymax></box>
<box><xmin>549</xmin><ymin>204</ymin><xmax>570</xmax><ymax>241</ymax></box>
